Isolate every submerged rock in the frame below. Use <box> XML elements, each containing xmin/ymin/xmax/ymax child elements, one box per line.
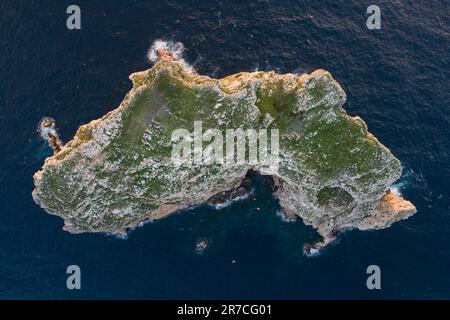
<box><xmin>38</xmin><ymin>117</ymin><xmax>62</xmax><ymax>154</ymax></box>
<box><xmin>32</xmin><ymin>51</ymin><xmax>416</xmax><ymax>252</ymax></box>
<box><xmin>195</xmin><ymin>238</ymin><xmax>209</xmax><ymax>255</ymax></box>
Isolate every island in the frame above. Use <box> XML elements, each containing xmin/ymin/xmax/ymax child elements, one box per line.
<box><xmin>33</xmin><ymin>49</ymin><xmax>416</xmax><ymax>254</ymax></box>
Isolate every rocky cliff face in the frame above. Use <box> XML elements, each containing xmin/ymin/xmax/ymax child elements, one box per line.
<box><xmin>32</xmin><ymin>54</ymin><xmax>416</xmax><ymax>253</ymax></box>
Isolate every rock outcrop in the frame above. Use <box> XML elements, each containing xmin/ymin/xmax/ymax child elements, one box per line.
<box><xmin>33</xmin><ymin>51</ymin><xmax>416</xmax><ymax>253</ymax></box>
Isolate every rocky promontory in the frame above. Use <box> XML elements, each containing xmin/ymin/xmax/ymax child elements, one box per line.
<box><xmin>33</xmin><ymin>50</ymin><xmax>416</xmax><ymax>253</ymax></box>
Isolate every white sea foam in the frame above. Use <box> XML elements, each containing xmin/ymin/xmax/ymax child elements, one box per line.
<box><xmin>146</xmin><ymin>39</ymin><xmax>195</xmax><ymax>73</ymax></box>
<box><xmin>390</xmin><ymin>185</ymin><xmax>403</xmax><ymax>196</ymax></box>
<box><xmin>275</xmin><ymin>209</ymin><xmax>291</xmax><ymax>222</ymax></box>
<box><xmin>112</xmin><ymin>232</ymin><xmax>129</xmax><ymax>240</ymax></box>
<box><xmin>390</xmin><ymin>166</ymin><xmax>426</xmax><ymax>197</ymax></box>
<box><xmin>305</xmin><ymin>247</ymin><xmax>320</xmax><ymax>257</ymax></box>
<box><xmin>37</xmin><ymin>117</ymin><xmax>57</xmax><ymax>140</ymax></box>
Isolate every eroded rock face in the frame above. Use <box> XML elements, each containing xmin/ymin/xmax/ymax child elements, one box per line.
<box><xmin>32</xmin><ymin>56</ymin><xmax>416</xmax><ymax>251</ymax></box>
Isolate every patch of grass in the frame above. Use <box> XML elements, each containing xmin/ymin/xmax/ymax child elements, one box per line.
<box><xmin>255</xmin><ymin>80</ymin><xmax>299</xmax><ymax>129</ymax></box>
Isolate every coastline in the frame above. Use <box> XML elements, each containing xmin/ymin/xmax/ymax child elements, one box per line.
<box><xmin>32</xmin><ymin>49</ymin><xmax>417</xmax><ymax>253</ymax></box>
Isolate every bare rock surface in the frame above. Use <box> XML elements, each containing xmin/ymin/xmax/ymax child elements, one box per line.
<box><xmin>33</xmin><ymin>51</ymin><xmax>416</xmax><ymax>252</ymax></box>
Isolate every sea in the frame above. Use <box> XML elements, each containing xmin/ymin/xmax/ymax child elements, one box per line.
<box><xmin>0</xmin><ymin>0</ymin><xmax>449</xmax><ymax>299</ymax></box>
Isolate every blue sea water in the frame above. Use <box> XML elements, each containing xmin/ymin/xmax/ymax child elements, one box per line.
<box><xmin>0</xmin><ymin>0</ymin><xmax>449</xmax><ymax>299</ymax></box>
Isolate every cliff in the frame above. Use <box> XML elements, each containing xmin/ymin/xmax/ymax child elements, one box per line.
<box><xmin>33</xmin><ymin>52</ymin><xmax>416</xmax><ymax>253</ymax></box>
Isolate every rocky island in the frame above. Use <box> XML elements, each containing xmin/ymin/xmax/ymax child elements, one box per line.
<box><xmin>33</xmin><ymin>49</ymin><xmax>416</xmax><ymax>254</ymax></box>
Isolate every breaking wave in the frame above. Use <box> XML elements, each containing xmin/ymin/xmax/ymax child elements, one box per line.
<box><xmin>37</xmin><ymin>116</ymin><xmax>57</xmax><ymax>140</ymax></box>
<box><xmin>107</xmin><ymin>232</ymin><xmax>129</xmax><ymax>240</ymax></box>
<box><xmin>146</xmin><ymin>39</ymin><xmax>195</xmax><ymax>73</ymax></box>
<box><xmin>275</xmin><ymin>209</ymin><xmax>291</xmax><ymax>222</ymax></box>
<box><xmin>391</xmin><ymin>166</ymin><xmax>442</xmax><ymax>208</ymax></box>
<box><xmin>303</xmin><ymin>245</ymin><xmax>321</xmax><ymax>257</ymax></box>
<box><xmin>390</xmin><ymin>166</ymin><xmax>426</xmax><ymax>197</ymax></box>
<box><xmin>211</xmin><ymin>188</ymin><xmax>255</xmax><ymax>210</ymax></box>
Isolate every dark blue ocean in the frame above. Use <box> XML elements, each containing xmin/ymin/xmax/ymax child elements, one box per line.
<box><xmin>0</xmin><ymin>0</ymin><xmax>449</xmax><ymax>299</ymax></box>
